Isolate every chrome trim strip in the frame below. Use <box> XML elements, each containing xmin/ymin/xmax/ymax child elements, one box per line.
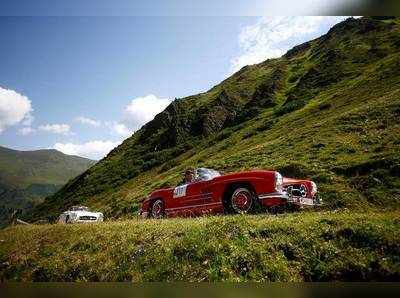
<box><xmin>258</xmin><ymin>192</ymin><xmax>288</xmax><ymax>200</ymax></box>
<box><xmin>166</xmin><ymin>202</ymin><xmax>221</xmax><ymax>212</ymax></box>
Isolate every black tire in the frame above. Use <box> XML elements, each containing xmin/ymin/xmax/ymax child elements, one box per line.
<box><xmin>229</xmin><ymin>187</ymin><xmax>255</xmax><ymax>214</ymax></box>
<box><xmin>150</xmin><ymin>199</ymin><xmax>165</xmax><ymax>219</ymax></box>
<box><xmin>65</xmin><ymin>215</ymin><xmax>71</xmax><ymax>224</ymax></box>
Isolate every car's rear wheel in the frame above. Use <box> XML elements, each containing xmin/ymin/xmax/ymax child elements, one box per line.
<box><xmin>230</xmin><ymin>187</ymin><xmax>254</xmax><ymax>214</ymax></box>
<box><xmin>150</xmin><ymin>199</ymin><xmax>165</xmax><ymax>219</ymax></box>
<box><xmin>65</xmin><ymin>215</ymin><xmax>71</xmax><ymax>224</ymax></box>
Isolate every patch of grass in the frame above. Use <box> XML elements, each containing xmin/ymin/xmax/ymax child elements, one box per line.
<box><xmin>318</xmin><ymin>102</ymin><xmax>332</xmax><ymax>111</ymax></box>
<box><xmin>1</xmin><ymin>211</ymin><xmax>399</xmax><ymax>281</ymax></box>
<box><xmin>274</xmin><ymin>100</ymin><xmax>306</xmax><ymax>116</ymax></box>
<box><xmin>255</xmin><ymin>119</ymin><xmax>276</xmax><ymax>132</ymax></box>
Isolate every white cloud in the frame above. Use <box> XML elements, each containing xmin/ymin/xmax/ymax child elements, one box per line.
<box><xmin>22</xmin><ymin>113</ymin><xmax>34</xmax><ymax>126</ymax></box>
<box><xmin>39</xmin><ymin>123</ymin><xmax>71</xmax><ymax>135</ymax></box>
<box><xmin>123</xmin><ymin>94</ymin><xmax>171</xmax><ymax>131</ymax></box>
<box><xmin>106</xmin><ymin>121</ymin><xmax>132</xmax><ymax>137</ymax></box>
<box><xmin>75</xmin><ymin>116</ymin><xmax>101</xmax><ymax>127</ymax></box>
<box><xmin>230</xmin><ymin>16</ymin><xmax>347</xmax><ymax>73</ymax></box>
<box><xmin>105</xmin><ymin>94</ymin><xmax>171</xmax><ymax>139</ymax></box>
<box><xmin>18</xmin><ymin>127</ymin><xmax>36</xmax><ymax>136</ymax></box>
<box><xmin>54</xmin><ymin>140</ymin><xmax>121</xmax><ymax>160</ymax></box>
<box><xmin>0</xmin><ymin>86</ymin><xmax>33</xmax><ymax>133</ymax></box>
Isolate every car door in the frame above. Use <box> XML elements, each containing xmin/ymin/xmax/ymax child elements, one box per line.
<box><xmin>187</xmin><ymin>180</ymin><xmax>211</xmax><ymax>208</ymax></box>
<box><xmin>172</xmin><ymin>180</ymin><xmax>210</xmax><ymax>215</ymax></box>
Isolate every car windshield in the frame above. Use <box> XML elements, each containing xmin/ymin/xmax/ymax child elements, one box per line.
<box><xmin>70</xmin><ymin>206</ymin><xmax>89</xmax><ymax>212</ymax></box>
<box><xmin>195</xmin><ymin>168</ymin><xmax>221</xmax><ymax>181</ymax></box>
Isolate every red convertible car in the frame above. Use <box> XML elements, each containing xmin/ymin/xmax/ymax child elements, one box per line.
<box><xmin>139</xmin><ymin>168</ymin><xmax>322</xmax><ymax>219</ymax></box>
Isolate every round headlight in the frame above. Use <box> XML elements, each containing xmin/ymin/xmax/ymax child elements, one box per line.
<box><xmin>311</xmin><ymin>181</ymin><xmax>317</xmax><ymax>194</ymax></box>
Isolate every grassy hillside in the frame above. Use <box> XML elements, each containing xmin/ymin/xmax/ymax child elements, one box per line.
<box><xmin>1</xmin><ymin>211</ymin><xmax>399</xmax><ymax>281</ymax></box>
<box><xmin>29</xmin><ymin>17</ymin><xmax>400</xmax><ymax>221</ymax></box>
<box><xmin>0</xmin><ymin>146</ymin><xmax>95</xmax><ymax>187</ymax></box>
<box><xmin>0</xmin><ymin>146</ymin><xmax>95</xmax><ymax>225</ymax></box>
<box><xmin>2</xmin><ymin>17</ymin><xmax>400</xmax><ymax>282</ymax></box>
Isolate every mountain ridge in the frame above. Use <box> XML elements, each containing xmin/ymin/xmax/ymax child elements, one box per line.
<box><xmin>0</xmin><ymin>145</ymin><xmax>95</xmax><ymax>225</ymax></box>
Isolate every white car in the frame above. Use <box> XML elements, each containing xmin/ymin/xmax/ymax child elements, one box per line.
<box><xmin>58</xmin><ymin>206</ymin><xmax>104</xmax><ymax>224</ymax></box>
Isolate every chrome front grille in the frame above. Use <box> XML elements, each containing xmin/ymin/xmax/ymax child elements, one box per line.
<box><xmin>79</xmin><ymin>216</ymin><xmax>97</xmax><ymax>221</ymax></box>
<box><xmin>285</xmin><ymin>184</ymin><xmax>307</xmax><ymax>197</ymax></box>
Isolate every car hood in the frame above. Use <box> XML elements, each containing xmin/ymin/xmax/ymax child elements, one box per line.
<box><xmin>283</xmin><ymin>177</ymin><xmax>309</xmax><ymax>184</ymax></box>
<box><xmin>71</xmin><ymin>210</ymin><xmax>102</xmax><ymax>217</ymax></box>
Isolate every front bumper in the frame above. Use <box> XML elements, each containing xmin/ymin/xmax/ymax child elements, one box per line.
<box><xmin>258</xmin><ymin>191</ymin><xmax>322</xmax><ymax>207</ymax></box>
<box><xmin>70</xmin><ymin>217</ymin><xmax>103</xmax><ymax>223</ymax></box>
<box><xmin>76</xmin><ymin>219</ymin><xmax>102</xmax><ymax>223</ymax></box>
<box><xmin>286</xmin><ymin>194</ymin><xmax>323</xmax><ymax>207</ymax></box>
<box><xmin>67</xmin><ymin>220</ymin><xmax>102</xmax><ymax>224</ymax></box>
<box><xmin>258</xmin><ymin>191</ymin><xmax>288</xmax><ymax>200</ymax></box>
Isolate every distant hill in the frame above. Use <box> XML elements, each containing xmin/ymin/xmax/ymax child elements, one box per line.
<box><xmin>30</xmin><ymin>17</ymin><xmax>400</xmax><ymax>221</ymax></box>
<box><xmin>0</xmin><ymin>146</ymin><xmax>95</xmax><ymax>225</ymax></box>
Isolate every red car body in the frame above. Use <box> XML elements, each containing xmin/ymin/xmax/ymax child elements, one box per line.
<box><xmin>139</xmin><ymin>168</ymin><xmax>321</xmax><ymax>218</ymax></box>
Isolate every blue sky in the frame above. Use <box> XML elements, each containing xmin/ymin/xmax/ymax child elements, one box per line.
<box><xmin>0</xmin><ymin>16</ymin><xmax>346</xmax><ymax>159</ymax></box>
<box><xmin>0</xmin><ymin>0</ymin><xmax>356</xmax><ymax>16</ymax></box>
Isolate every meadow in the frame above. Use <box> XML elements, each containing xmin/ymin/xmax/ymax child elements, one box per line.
<box><xmin>1</xmin><ymin>210</ymin><xmax>399</xmax><ymax>281</ymax></box>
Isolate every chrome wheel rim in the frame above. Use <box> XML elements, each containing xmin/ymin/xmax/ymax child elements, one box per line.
<box><xmin>231</xmin><ymin>188</ymin><xmax>252</xmax><ymax>214</ymax></box>
<box><xmin>151</xmin><ymin>200</ymin><xmax>164</xmax><ymax>219</ymax></box>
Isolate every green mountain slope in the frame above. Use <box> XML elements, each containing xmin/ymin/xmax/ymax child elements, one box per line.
<box><xmin>0</xmin><ymin>146</ymin><xmax>95</xmax><ymax>225</ymax></box>
<box><xmin>30</xmin><ymin>17</ymin><xmax>400</xmax><ymax>221</ymax></box>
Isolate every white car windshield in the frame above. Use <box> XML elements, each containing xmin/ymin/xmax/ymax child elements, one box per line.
<box><xmin>70</xmin><ymin>206</ymin><xmax>90</xmax><ymax>212</ymax></box>
<box><xmin>195</xmin><ymin>168</ymin><xmax>221</xmax><ymax>181</ymax></box>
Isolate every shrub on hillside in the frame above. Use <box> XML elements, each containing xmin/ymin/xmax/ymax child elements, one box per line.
<box><xmin>274</xmin><ymin>100</ymin><xmax>306</xmax><ymax>116</ymax></box>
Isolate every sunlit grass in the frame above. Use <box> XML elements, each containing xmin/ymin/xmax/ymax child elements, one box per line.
<box><xmin>1</xmin><ymin>210</ymin><xmax>399</xmax><ymax>281</ymax></box>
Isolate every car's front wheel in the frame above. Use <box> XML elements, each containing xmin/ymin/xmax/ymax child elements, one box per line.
<box><xmin>150</xmin><ymin>199</ymin><xmax>165</xmax><ymax>219</ymax></box>
<box><xmin>230</xmin><ymin>187</ymin><xmax>255</xmax><ymax>214</ymax></box>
